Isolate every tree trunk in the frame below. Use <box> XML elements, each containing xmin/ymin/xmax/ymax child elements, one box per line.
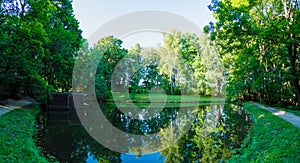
<box><xmin>293</xmin><ymin>79</ymin><xmax>300</xmax><ymax>105</ymax></box>
<box><xmin>283</xmin><ymin>0</ymin><xmax>300</xmax><ymax>105</ymax></box>
<box><xmin>287</xmin><ymin>45</ymin><xmax>300</xmax><ymax>105</ymax></box>
<box><xmin>217</xmin><ymin>79</ymin><xmax>221</xmax><ymax>97</ymax></box>
<box><xmin>170</xmin><ymin>75</ymin><xmax>173</xmax><ymax>95</ymax></box>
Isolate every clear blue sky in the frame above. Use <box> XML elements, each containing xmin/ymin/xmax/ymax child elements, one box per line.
<box><xmin>72</xmin><ymin>0</ymin><xmax>214</xmax><ymax>48</ymax></box>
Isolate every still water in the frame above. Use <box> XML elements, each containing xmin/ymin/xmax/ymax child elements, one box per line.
<box><xmin>38</xmin><ymin>103</ymin><xmax>251</xmax><ymax>163</ymax></box>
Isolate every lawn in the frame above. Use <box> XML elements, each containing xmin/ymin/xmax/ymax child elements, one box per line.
<box><xmin>227</xmin><ymin>103</ymin><xmax>300</xmax><ymax>162</ymax></box>
<box><xmin>0</xmin><ymin>104</ymin><xmax>53</xmax><ymax>162</ymax></box>
<box><xmin>108</xmin><ymin>92</ymin><xmax>225</xmax><ymax>103</ymax></box>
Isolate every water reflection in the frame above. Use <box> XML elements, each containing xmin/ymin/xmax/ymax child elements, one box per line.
<box><xmin>38</xmin><ymin>103</ymin><xmax>250</xmax><ymax>162</ymax></box>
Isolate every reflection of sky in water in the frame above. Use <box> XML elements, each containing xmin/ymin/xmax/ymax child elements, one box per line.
<box><xmin>41</xmin><ymin>104</ymin><xmax>250</xmax><ymax>162</ymax></box>
<box><xmin>86</xmin><ymin>152</ymin><xmax>97</xmax><ymax>163</ymax></box>
<box><xmin>87</xmin><ymin>152</ymin><xmax>165</xmax><ymax>163</ymax></box>
<box><xmin>121</xmin><ymin>152</ymin><xmax>164</xmax><ymax>163</ymax></box>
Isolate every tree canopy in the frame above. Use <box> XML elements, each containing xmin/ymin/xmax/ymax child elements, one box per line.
<box><xmin>0</xmin><ymin>0</ymin><xmax>82</xmax><ymax>102</ymax></box>
<box><xmin>206</xmin><ymin>0</ymin><xmax>300</xmax><ymax>106</ymax></box>
<box><xmin>75</xmin><ymin>32</ymin><xmax>225</xmax><ymax>101</ymax></box>
<box><xmin>2</xmin><ymin>0</ymin><xmax>297</xmax><ymax>109</ymax></box>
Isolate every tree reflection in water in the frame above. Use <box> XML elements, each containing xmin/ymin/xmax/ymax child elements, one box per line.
<box><xmin>39</xmin><ymin>103</ymin><xmax>250</xmax><ymax>162</ymax></box>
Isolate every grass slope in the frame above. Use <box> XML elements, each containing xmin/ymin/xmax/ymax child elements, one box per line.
<box><xmin>228</xmin><ymin>103</ymin><xmax>300</xmax><ymax>163</ymax></box>
<box><xmin>0</xmin><ymin>104</ymin><xmax>49</xmax><ymax>162</ymax></box>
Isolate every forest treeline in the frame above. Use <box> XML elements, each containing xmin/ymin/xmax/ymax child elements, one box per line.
<box><xmin>1</xmin><ymin>0</ymin><xmax>299</xmax><ymax>107</ymax></box>
<box><xmin>74</xmin><ymin>33</ymin><xmax>225</xmax><ymax>101</ymax></box>
<box><xmin>0</xmin><ymin>0</ymin><xmax>224</xmax><ymax>103</ymax></box>
<box><xmin>205</xmin><ymin>0</ymin><xmax>300</xmax><ymax>107</ymax></box>
<box><xmin>75</xmin><ymin>31</ymin><xmax>224</xmax><ymax>100</ymax></box>
<box><xmin>0</xmin><ymin>0</ymin><xmax>82</xmax><ymax>101</ymax></box>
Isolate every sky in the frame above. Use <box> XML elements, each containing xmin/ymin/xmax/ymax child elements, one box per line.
<box><xmin>72</xmin><ymin>0</ymin><xmax>214</xmax><ymax>49</ymax></box>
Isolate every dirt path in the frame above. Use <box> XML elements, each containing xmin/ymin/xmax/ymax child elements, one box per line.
<box><xmin>250</xmin><ymin>102</ymin><xmax>300</xmax><ymax>129</ymax></box>
<box><xmin>0</xmin><ymin>99</ymin><xmax>32</xmax><ymax>116</ymax></box>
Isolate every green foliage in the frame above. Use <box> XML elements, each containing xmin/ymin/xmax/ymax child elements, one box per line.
<box><xmin>228</xmin><ymin>103</ymin><xmax>300</xmax><ymax>162</ymax></box>
<box><xmin>0</xmin><ymin>0</ymin><xmax>82</xmax><ymax>102</ymax></box>
<box><xmin>159</xmin><ymin>104</ymin><xmax>250</xmax><ymax>162</ymax></box>
<box><xmin>75</xmin><ymin>30</ymin><xmax>226</xmax><ymax>100</ymax></box>
<box><xmin>75</xmin><ymin>37</ymin><xmax>127</xmax><ymax>100</ymax></box>
<box><xmin>159</xmin><ymin>31</ymin><xmax>201</xmax><ymax>95</ymax></box>
<box><xmin>94</xmin><ymin>36</ymin><xmax>127</xmax><ymax>100</ymax></box>
<box><xmin>229</xmin><ymin>0</ymin><xmax>249</xmax><ymax>7</ymax></box>
<box><xmin>124</xmin><ymin>31</ymin><xmax>224</xmax><ymax>97</ymax></box>
<box><xmin>0</xmin><ymin>104</ymin><xmax>51</xmax><ymax>162</ymax></box>
<box><xmin>207</xmin><ymin>0</ymin><xmax>300</xmax><ymax>106</ymax></box>
<box><xmin>197</xmin><ymin>34</ymin><xmax>225</xmax><ymax>97</ymax></box>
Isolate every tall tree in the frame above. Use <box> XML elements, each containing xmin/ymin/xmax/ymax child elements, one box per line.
<box><xmin>41</xmin><ymin>0</ymin><xmax>82</xmax><ymax>92</ymax></box>
<box><xmin>206</xmin><ymin>0</ymin><xmax>300</xmax><ymax>106</ymax></box>
<box><xmin>0</xmin><ymin>0</ymin><xmax>50</xmax><ymax>100</ymax></box>
<box><xmin>0</xmin><ymin>0</ymin><xmax>82</xmax><ymax>101</ymax></box>
<box><xmin>159</xmin><ymin>31</ymin><xmax>201</xmax><ymax>95</ymax></box>
<box><xmin>92</xmin><ymin>36</ymin><xmax>127</xmax><ymax>100</ymax></box>
<box><xmin>197</xmin><ymin>35</ymin><xmax>225</xmax><ymax>97</ymax></box>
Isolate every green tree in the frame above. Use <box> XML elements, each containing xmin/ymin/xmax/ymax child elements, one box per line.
<box><xmin>206</xmin><ymin>0</ymin><xmax>300</xmax><ymax>106</ymax></box>
<box><xmin>196</xmin><ymin>34</ymin><xmax>225</xmax><ymax>97</ymax></box>
<box><xmin>41</xmin><ymin>0</ymin><xmax>82</xmax><ymax>92</ymax></box>
<box><xmin>127</xmin><ymin>44</ymin><xmax>143</xmax><ymax>94</ymax></box>
<box><xmin>158</xmin><ymin>31</ymin><xmax>202</xmax><ymax>95</ymax></box>
<box><xmin>0</xmin><ymin>0</ymin><xmax>50</xmax><ymax>100</ymax></box>
<box><xmin>92</xmin><ymin>36</ymin><xmax>127</xmax><ymax>100</ymax></box>
<box><xmin>0</xmin><ymin>0</ymin><xmax>82</xmax><ymax>102</ymax></box>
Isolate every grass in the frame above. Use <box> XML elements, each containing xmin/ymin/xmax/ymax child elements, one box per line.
<box><xmin>227</xmin><ymin>103</ymin><xmax>300</xmax><ymax>162</ymax></box>
<box><xmin>108</xmin><ymin>92</ymin><xmax>225</xmax><ymax>103</ymax></box>
<box><xmin>0</xmin><ymin>104</ymin><xmax>51</xmax><ymax>162</ymax></box>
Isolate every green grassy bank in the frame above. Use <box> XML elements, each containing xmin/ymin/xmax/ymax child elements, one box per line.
<box><xmin>228</xmin><ymin>103</ymin><xmax>300</xmax><ymax>162</ymax></box>
<box><xmin>108</xmin><ymin>92</ymin><xmax>225</xmax><ymax>103</ymax></box>
<box><xmin>106</xmin><ymin>93</ymin><xmax>225</xmax><ymax>108</ymax></box>
<box><xmin>0</xmin><ymin>104</ymin><xmax>50</xmax><ymax>162</ymax></box>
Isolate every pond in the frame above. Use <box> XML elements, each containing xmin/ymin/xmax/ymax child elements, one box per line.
<box><xmin>37</xmin><ymin>103</ymin><xmax>251</xmax><ymax>163</ymax></box>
